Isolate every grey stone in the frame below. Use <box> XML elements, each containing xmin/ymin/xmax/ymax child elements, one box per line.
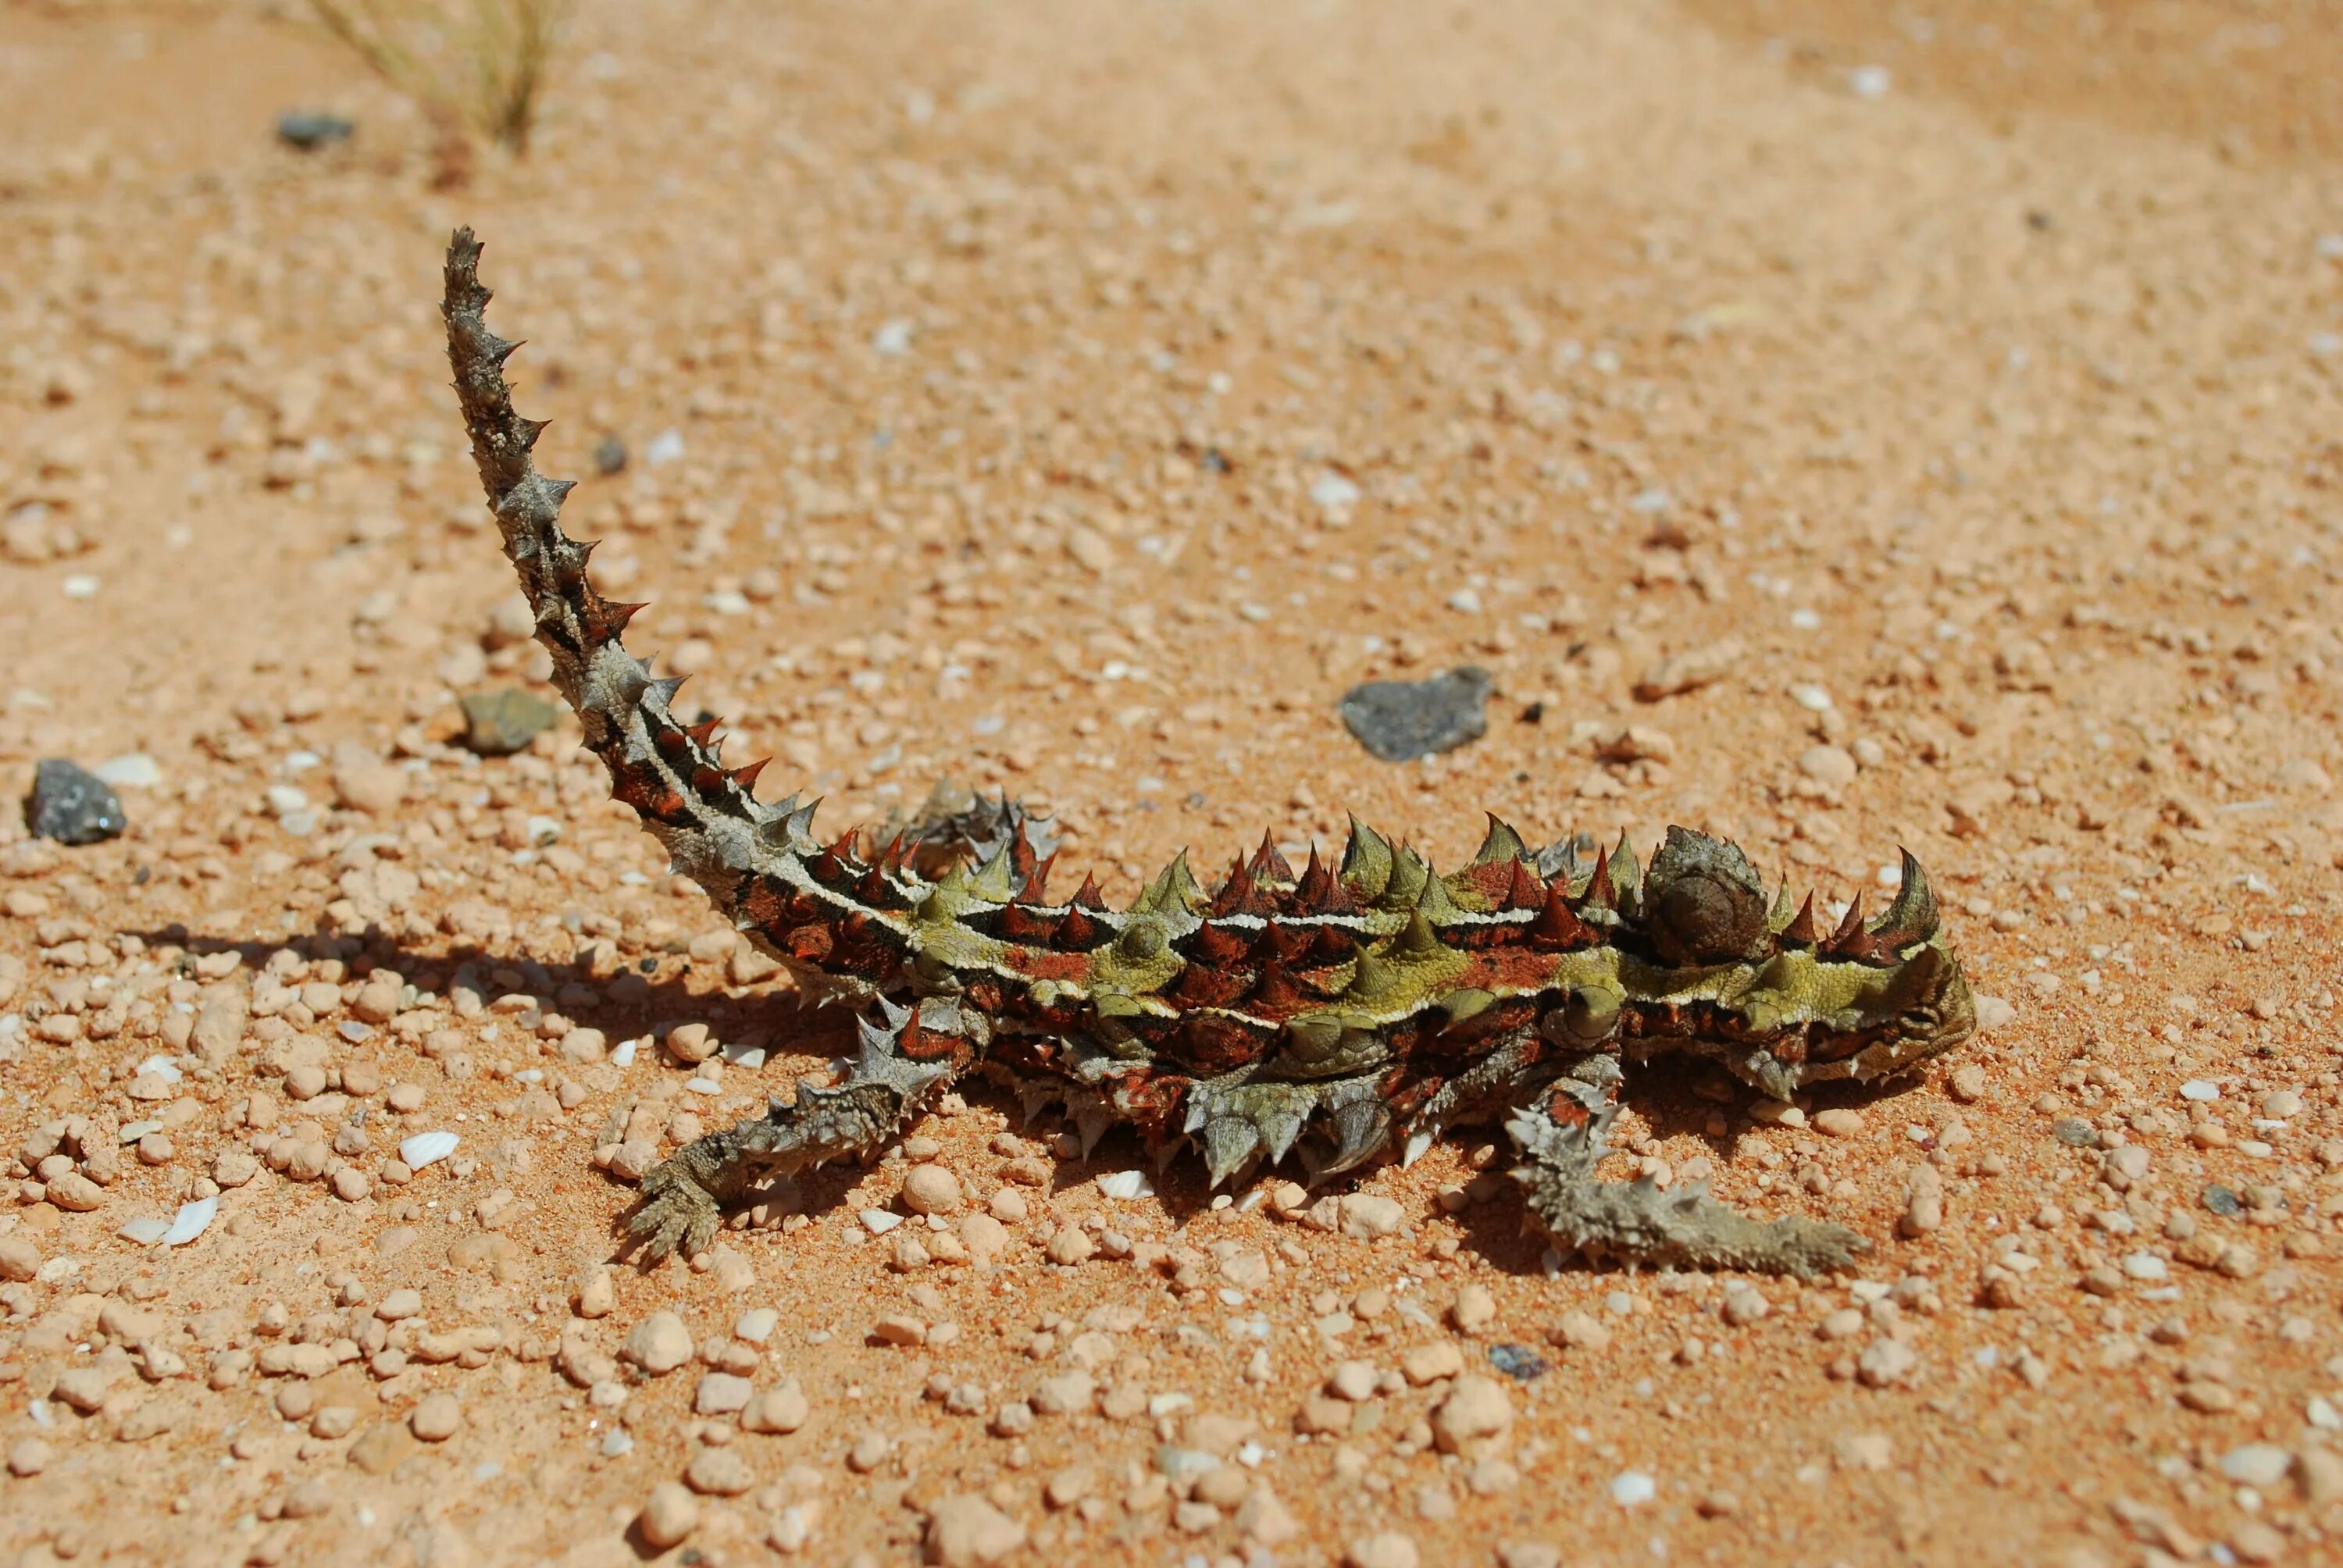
<box><xmin>1486</xmin><ymin>1344</ymin><xmax>1547</xmax><ymax>1382</ymax></box>
<box><xmin>26</xmin><ymin>759</ymin><xmax>125</xmax><ymax>846</ymax></box>
<box><xmin>1338</xmin><ymin>667</ymin><xmax>1492</xmax><ymax>762</ymax></box>
<box><xmin>277</xmin><ymin>112</ymin><xmax>355</xmax><ymax>151</ymax></box>
<box><xmin>460</xmin><ymin>690</ymin><xmax>560</xmax><ymax>756</ymax></box>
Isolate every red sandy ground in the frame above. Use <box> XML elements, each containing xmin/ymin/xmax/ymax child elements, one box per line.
<box><xmin>2</xmin><ymin>2</ymin><xmax>2341</xmax><ymax>1565</ymax></box>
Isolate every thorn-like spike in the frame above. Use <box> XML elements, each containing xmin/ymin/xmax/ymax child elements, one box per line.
<box><xmin>1346</xmin><ymin>939</ymin><xmax>1397</xmax><ymax>1001</ymax></box>
<box><xmin>1380</xmin><ymin>844</ymin><xmax>1431</xmax><ymax>911</ymax></box>
<box><xmin>1246</xmin><ymin>953</ymin><xmax>1304</xmax><ymax>1014</ymax></box>
<box><xmin>1190</xmin><ymin>920</ymin><xmax>1250</xmax><ymax>966</ymax></box>
<box><xmin>1072</xmin><ymin>873</ymin><xmax>1108</xmax><ymax>911</ymax></box>
<box><xmin>1201</xmin><ymin>1117</ymin><xmax>1262</xmax><ymax>1188</ymax></box>
<box><xmin>1395</xmin><ymin>908</ymin><xmax>1442</xmax><ymax>958</ymax></box>
<box><xmin>1867</xmin><ymin>849</ymin><xmax>1939</xmax><ymax>951</ymax></box>
<box><xmin>647</xmin><ymin>674</ymin><xmax>689</xmax><ymax>711</ymax></box>
<box><xmin>1054</xmin><ymin>900</ymin><xmax>1101</xmax><ymax>950</ymax></box>
<box><xmin>1321</xmin><ymin>1097</ymin><xmax>1390</xmax><ymax>1178</ymax></box>
<box><xmin>1247</xmin><ymin>830</ymin><xmax>1296</xmax><ymax>888</ymax></box>
<box><xmin>1609</xmin><ymin>832</ymin><xmax>1642</xmax><ymax>913</ymax></box>
<box><xmin>1471</xmin><ymin>814</ymin><xmax>1529</xmax><ymax>867</ymax></box>
<box><xmin>1823</xmin><ymin>893</ymin><xmax>1865</xmax><ymax>953</ymax></box>
<box><xmin>1528</xmin><ymin>882</ymin><xmax>1599</xmax><ymax>950</ymax></box>
<box><xmin>597</xmin><ymin>600</ymin><xmax>647</xmax><ymax>638</ymax></box>
<box><xmin>1015</xmin><ymin>850</ymin><xmax>1058</xmax><ymax>907</ymax></box>
<box><xmin>1293</xmin><ymin>842</ymin><xmax>1336</xmax><ymax>911</ymax></box>
<box><xmin>727</xmin><ymin>757</ymin><xmax>769</xmax><ymax>795</ymax></box>
<box><xmin>1339</xmin><ymin>817</ymin><xmax>1395</xmax><ymax>901</ymax></box>
<box><xmin>683</xmin><ymin>717</ymin><xmax>722</xmax><ymax>748</ymax></box>
<box><xmin>1500</xmin><ymin>857</ymin><xmax>1544</xmax><ymax>912</ymax></box>
<box><xmin>1780</xmin><ymin>893</ymin><xmax>1818</xmax><ymax>947</ymax></box>
<box><xmin>1582</xmin><ymin>851</ymin><xmax>1617</xmax><ymax>911</ymax></box>
<box><xmin>1210</xmin><ymin>852</ymin><xmax>1258</xmax><ymax>918</ymax></box>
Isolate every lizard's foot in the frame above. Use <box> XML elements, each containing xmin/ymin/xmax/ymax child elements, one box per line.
<box><xmin>617</xmin><ymin>999</ymin><xmax>964</xmax><ymax>1266</ymax></box>
<box><xmin>1506</xmin><ymin>1080</ymin><xmax>1866</xmax><ymax>1278</ymax></box>
<box><xmin>622</xmin><ymin>1159</ymin><xmax>725</xmax><ymax>1266</ymax></box>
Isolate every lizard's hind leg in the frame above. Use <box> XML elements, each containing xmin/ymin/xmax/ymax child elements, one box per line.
<box><xmin>622</xmin><ymin>998</ymin><xmax>968</xmax><ymax>1264</ymax></box>
<box><xmin>1505</xmin><ymin>1071</ymin><xmax>1866</xmax><ymax>1279</ymax></box>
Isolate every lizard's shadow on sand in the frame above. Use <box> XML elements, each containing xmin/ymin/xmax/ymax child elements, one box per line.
<box><xmin>139</xmin><ymin>919</ymin><xmax>1928</xmax><ymax>1277</ymax></box>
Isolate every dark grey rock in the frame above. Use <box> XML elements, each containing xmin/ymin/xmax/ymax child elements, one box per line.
<box><xmin>1486</xmin><ymin>1343</ymin><xmax>1547</xmax><ymax>1382</ymax></box>
<box><xmin>2052</xmin><ymin>1119</ymin><xmax>2100</xmax><ymax>1149</ymax></box>
<box><xmin>277</xmin><ymin>112</ymin><xmax>355</xmax><ymax>151</ymax></box>
<box><xmin>1338</xmin><ymin>666</ymin><xmax>1492</xmax><ymax>763</ymax></box>
<box><xmin>594</xmin><ymin>436</ymin><xmax>628</xmax><ymax>476</ymax></box>
<box><xmin>25</xmin><ymin>760</ymin><xmax>126</xmax><ymax>846</ymax></box>
<box><xmin>2201</xmin><ymin>1183</ymin><xmax>2244</xmax><ymax>1218</ymax></box>
<box><xmin>460</xmin><ymin>690</ymin><xmax>561</xmax><ymax>757</ymax></box>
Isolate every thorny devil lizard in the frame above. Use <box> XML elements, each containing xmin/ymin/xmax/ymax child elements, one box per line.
<box><xmin>441</xmin><ymin>230</ymin><xmax>1977</xmax><ymax>1278</ymax></box>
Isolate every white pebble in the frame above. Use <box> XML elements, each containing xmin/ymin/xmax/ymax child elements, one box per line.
<box><xmin>611</xmin><ymin>1038</ymin><xmax>639</xmax><ymax>1067</ymax></box>
<box><xmin>116</xmin><ymin>1216</ymin><xmax>171</xmax><ymax>1245</ymax></box>
<box><xmin>1610</xmin><ymin>1471</ymin><xmax>1656</xmax><ymax>1506</ymax></box>
<box><xmin>400</xmin><ymin>1131</ymin><xmax>460</xmax><ymax>1171</ymax></box>
<box><xmin>265</xmin><ymin>785</ymin><xmax>309</xmax><ymax>817</ymax></box>
<box><xmin>135</xmin><ymin>1056</ymin><xmax>181</xmax><ymax>1083</ymax></box>
<box><xmin>735</xmin><ymin>1307</ymin><xmax>779</xmax><ymax>1344</ymax></box>
<box><xmin>1311</xmin><ymin>472</ymin><xmax>1362</xmax><ymax>512</ymax></box>
<box><xmin>161</xmin><ymin>1196</ymin><xmax>217</xmax><ymax>1246</ymax></box>
<box><xmin>1849</xmin><ymin>65</ymin><xmax>1892</xmax><ymax>99</ymax></box>
<box><xmin>860</xmin><ymin>1210</ymin><xmax>904</xmax><ymax>1235</ymax></box>
<box><xmin>2179</xmin><ymin>1080</ymin><xmax>2220</xmax><ymax>1103</ymax></box>
<box><xmin>1097</xmin><ymin>1171</ymin><xmax>1154</xmax><ymax>1200</ymax></box>
<box><xmin>685</xmin><ymin>1078</ymin><xmax>722</xmax><ymax>1096</ymax></box>
<box><xmin>2122</xmin><ymin>1253</ymin><xmax>2169</xmax><ymax>1281</ymax></box>
<box><xmin>95</xmin><ymin>754</ymin><xmax>162</xmax><ymax>788</ymax></box>
<box><xmin>62</xmin><ymin>575</ymin><xmax>100</xmax><ymax>600</ymax></box>
<box><xmin>1790</xmin><ymin>683</ymin><xmax>1832</xmax><ymax>712</ymax></box>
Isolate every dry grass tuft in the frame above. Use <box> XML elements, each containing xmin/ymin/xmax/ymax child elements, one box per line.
<box><xmin>309</xmin><ymin>0</ymin><xmax>572</xmax><ymax>156</ymax></box>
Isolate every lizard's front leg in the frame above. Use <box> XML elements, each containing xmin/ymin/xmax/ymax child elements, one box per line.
<box><xmin>1505</xmin><ymin>1062</ymin><xmax>1867</xmax><ymax>1278</ymax></box>
<box><xmin>623</xmin><ymin>998</ymin><xmax>966</xmax><ymax>1264</ymax></box>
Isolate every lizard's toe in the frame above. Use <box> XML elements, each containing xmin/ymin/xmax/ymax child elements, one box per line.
<box><xmin>622</xmin><ymin>1174</ymin><xmax>719</xmax><ymax>1267</ymax></box>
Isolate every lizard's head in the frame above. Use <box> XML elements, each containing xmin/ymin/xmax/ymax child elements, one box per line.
<box><xmin>1633</xmin><ymin>826</ymin><xmax>1976</xmax><ymax>1101</ymax></box>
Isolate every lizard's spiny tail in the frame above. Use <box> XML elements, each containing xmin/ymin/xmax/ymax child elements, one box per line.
<box><xmin>443</xmin><ymin>227</ymin><xmax>803</xmax><ymax>932</ymax></box>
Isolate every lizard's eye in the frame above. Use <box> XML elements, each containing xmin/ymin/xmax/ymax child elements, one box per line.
<box><xmin>1642</xmin><ymin>826</ymin><xmax>1767</xmax><ymax>967</ymax></box>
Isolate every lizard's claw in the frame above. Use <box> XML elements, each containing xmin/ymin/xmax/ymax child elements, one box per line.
<box><xmin>622</xmin><ymin>1159</ymin><xmax>723</xmax><ymax>1267</ymax></box>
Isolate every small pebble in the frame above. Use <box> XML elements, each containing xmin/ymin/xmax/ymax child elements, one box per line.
<box><xmin>1346</xmin><ymin>1531</ymin><xmax>1422</xmax><ymax>1568</ymax></box>
<box><xmin>901</xmin><ymin>1164</ymin><xmax>963</xmax><ymax>1215</ymax></box>
<box><xmin>408</xmin><ymin>1393</ymin><xmax>461</xmax><ymax>1442</ymax></box>
<box><xmin>637</xmin><ymin>1481</ymin><xmax>698</xmax><ymax>1549</ymax></box>
<box><xmin>627</xmin><ymin>1312</ymin><xmax>694</xmax><ymax>1374</ymax></box>
<box><xmin>1430</xmin><ymin>1375</ymin><xmax>1513</xmax><ymax>1454</ymax></box>
<box><xmin>684</xmin><ymin>1446</ymin><xmax>755</xmax><ymax>1495</ymax></box>
<box><xmin>925</xmin><ymin>1492</ymin><xmax>1026</xmax><ymax>1565</ymax></box>
<box><xmin>1610</xmin><ymin>1471</ymin><xmax>1657</xmax><ymax>1506</ymax></box>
